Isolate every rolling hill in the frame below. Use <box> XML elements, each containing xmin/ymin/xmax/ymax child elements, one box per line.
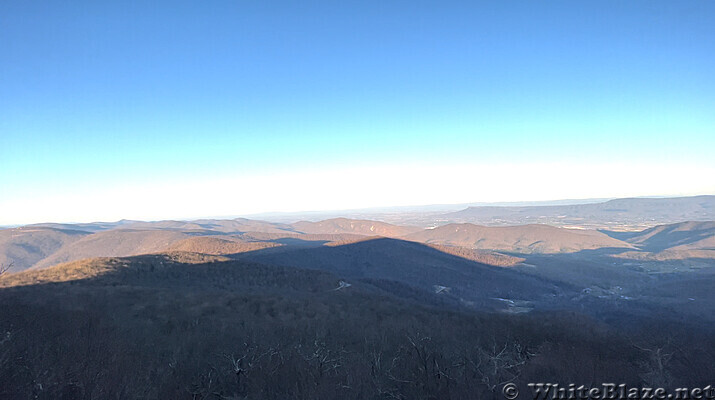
<box><xmin>625</xmin><ymin>221</ymin><xmax>715</xmax><ymax>252</ymax></box>
<box><xmin>0</xmin><ymin>218</ymin><xmax>412</xmax><ymax>271</ymax></box>
<box><xmin>2</xmin><ymin>212</ymin><xmax>713</xmax><ymax>273</ymax></box>
<box><xmin>31</xmin><ymin>229</ymin><xmax>192</xmax><ymax>270</ymax></box>
<box><xmin>403</xmin><ymin>223</ymin><xmax>632</xmax><ymax>253</ymax></box>
<box><xmin>610</xmin><ymin>221</ymin><xmax>715</xmax><ymax>260</ymax></box>
<box><xmin>165</xmin><ymin>236</ymin><xmax>281</xmax><ymax>255</ymax></box>
<box><xmin>0</xmin><ymin>227</ymin><xmax>89</xmax><ymax>272</ymax></box>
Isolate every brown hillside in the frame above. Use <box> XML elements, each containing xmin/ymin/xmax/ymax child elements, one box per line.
<box><xmin>0</xmin><ymin>227</ymin><xmax>89</xmax><ymax>272</ymax></box>
<box><xmin>31</xmin><ymin>229</ymin><xmax>191</xmax><ymax>269</ymax></box>
<box><xmin>612</xmin><ymin>221</ymin><xmax>715</xmax><ymax>261</ymax></box>
<box><xmin>165</xmin><ymin>236</ymin><xmax>280</xmax><ymax>255</ymax></box>
<box><xmin>404</xmin><ymin>223</ymin><xmax>632</xmax><ymax>253</ymax></box>
<box><xmin>0</xmin><ymin>252</ymin><xmax>230</xmax><ymax>288</ymax></box>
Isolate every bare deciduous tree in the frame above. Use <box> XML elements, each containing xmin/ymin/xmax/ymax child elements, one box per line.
<box><xmin>468</xmin><ymin>339</ymin><xmax>532</xmax><ymax>394</ymax></box>
<box><xmin>0</xmin><ymin>331</ymin><xmax>12</xmax><ymax>371</ymax></box>
<box><xmin>297</xmin><ymin>338</ymin><xmax>346</xmax><ymax>386</ymax></box>
<box><xmin>0</xmin><ymin>262</ymin><xmax>12</xmax><ymax>276</ymax></box>
<box><xmin>633</xmin><ymin>339</ymin><xmax>675</xmax><ymax>387</ymax></box>
<box><xmin>222</xmin><ymin>342</ymin><xmax>276</xmax><ymax>398</ymax></box>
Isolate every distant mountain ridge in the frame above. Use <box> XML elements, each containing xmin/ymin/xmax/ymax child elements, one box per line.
<box><xmin>443</xmin><ymin>195</ymin><xmax>715</xmax><ymax>228</ymax></box>
<box><xmin>1</xmin><ymin>195</ymin><xmax>713</xmax><ymax>272</ymax></box>
<box><xmin>292</xmin><ymin>218</ymin><xmax>421</xmax><ymax>237</ymax></box>
<box><xmin>404</xmin><ymin>223</ymin><xmax>632</xmax><ymax>253</ymax></box>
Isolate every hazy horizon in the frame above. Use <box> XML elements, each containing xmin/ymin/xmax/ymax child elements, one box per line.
<box><xmin>3</xmin><ymin>1</ymin><xmax>714</xmax><ymax>224</ymax></box>
<box><xmin>2</xmin><ymin>193</ymin><xmax>713</xmax><ymax>227</ymax></box>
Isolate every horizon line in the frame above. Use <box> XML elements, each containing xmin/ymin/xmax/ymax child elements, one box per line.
<box><xmin>3</xmin><ymin>193</ymin><xmax>713</xmax><ymax>228</ymax></box>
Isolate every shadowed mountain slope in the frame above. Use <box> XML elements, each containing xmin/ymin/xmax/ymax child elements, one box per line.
<box><xmin>425</xmin><ymin>244</ymin><xmax>525</xmax><ymax>266</ymax></box>
<box><xmin>608</xmin><ymin>221</ymin><xmax>715</xmax><ymax>260</ymax></box>
<box><xmin>4</xmin><ymin>252</ymin><xmax>694</xmax><ymax>400</ymax></box>
<box><xmin>625</xmin><ymin>221</ymin><xmax>715</xmax><ymax>252</ymax></box>
<box><xmin>238</xmin><ymin>238</ymin><xmax>567</xmax><ymax>306</ymax></box>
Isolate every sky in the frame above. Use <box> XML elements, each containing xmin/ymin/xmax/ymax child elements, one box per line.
<box><xmin>1</xmin><ymin>0</ymin><xmax>714</xmax><ymax>225</ymax></box>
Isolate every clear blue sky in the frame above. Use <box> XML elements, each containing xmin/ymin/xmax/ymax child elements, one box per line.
<box><xmin>1</xmin><ymin>1</ymin><xmax>714</xmax><ymax>224</ymax></box>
